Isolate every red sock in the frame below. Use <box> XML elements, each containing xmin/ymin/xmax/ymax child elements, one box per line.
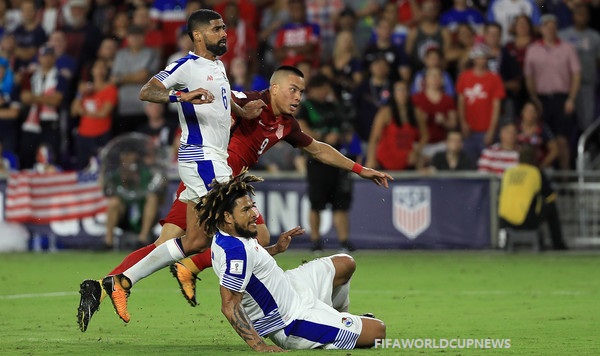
<box><xmin>190</xmin><ymin>249</ymin><xmax>212</xmax><ymax>272</ymax></box>
<box><xmin>108</xmin><ymin>244</ymin><xmax>157</xmax><ymax>275</ymax></box>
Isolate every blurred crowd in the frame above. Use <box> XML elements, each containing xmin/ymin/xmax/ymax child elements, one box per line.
<box><xmin>0</xmin><ymin>0</ymin><xmax>599</xmax><ymax>177</ymax></box>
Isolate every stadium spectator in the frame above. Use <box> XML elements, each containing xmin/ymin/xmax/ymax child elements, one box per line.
<box><xmin>504</xmin><ymin>14</ymin><xmax>536</xmax><ymax>114</ymax></box>
<box><xmin>405</xmin><ymin>0</ymin><xmax>450</xmax><ymax>70</ymax></box>
<box><xmin>71</xmin><ymin>58</ymin><xmax>117</xmax><ymax>170</ymax></box>
<box><xmin>110</xmin><ymin>24</ymin><xmax>160</xmax><ymax>136</ymax></box>
<box><xmin>212</xmin><ymin>0</ymin><xmax>259</xmax><ymax>36</ymax></box>
<box><xmin>366</xmin><ymin>80</ymin><xmax>426</xmax><ymax>171</ymax></box>
<box><xmin>103</xmin><ymin>148</ymin><xmax>164</xmax><ymax>249</ymax></box>
<box><xmin>456</xmin><ymin>44</ymin><xmax>506</xmax><ymax>160</ymax></box>
<box><xmin>410</xmin><ymin>47</ymin><xmax>455</xmax><ymax>97</ymax></box>
<box><xmin>560</xmin><ymin>4</ymin><xmax>600</xmax><ymax>133</ymax></box>
<box><xmin>445</xmin><ymin>23</ymin><xmax>476</xmax><ymax>75</ymax></box>
<box><xmin>440</xmin><ymin>0</ymin><xmax>485</xmax><ymax>36</ymax></box>
<box><xmin>218</xmin><ymin>1</ymin><xmax>258</xmax><ymax>72</ymax></box>
<box><xmin>297</xmin><ymin>74</ymin><xmax>356</xmax><ymax>252</ymax></box>
<box><xmin>47</xmin><ymin>30</ymin><xmax>76</xmax><ymax>87</ymax></box>
<box><xmin>352</xmin><ymin>53</ymin><xmax>391</xmax><ymax>148</ymax></box>
<box><xmin>0</xmin><ymin>137</ymin><xmax>18</xmax><ymax>173</ymax></box>
<box><xmin>60</xmin><ymin>0</ymin><xmax>102</xmax><ymax>78</ymax></box>
<box><xmin>273</xmin><ymin>0</ymin><xmax>320</xmax><ymax>68</ymax></box>
<box><xmin>486</xmin><ymin>0</ymin><xmax>541</xmax><ymax>44</ymax></box>
<box><xmin>413</xmin><ymin>67</ymin><xmax>457</xmax><ymax>165</ymax></box>
<box><xmin>525</xmin><ymin>14</ymin><xmax>580</xmax><ymax>171</ymax></box>
<box><xmin>477</xmin><ymin>121</ymin><xmax>519</xmax><ymax>177</ymax></box>
<box><xmin>426</xmin><ymin>129</ymin><xmax>476</xmax><ymax>172</ymax></box>
<box><xmin>483</xmin><ymin>22</ymin><xmax>521</xmax><ymax>119</ymax></box>
<box><xmin>11</xmin><ymin>0</ymin><xmax>47</xmax><ymax>72</ymax></box>
<box><xmin>4</xmin><ymin>0</ymin><xmax>22</xmax><ymax>34</ymax></box>
<box><xmin>32</xmin><ymin>142</ymin><xmax>61</xmax><ymax>173</ymax></box>
<box><xmin>498</xmin><ymin>144</ymin><xmax>567</xmax><ymax>250</ymax></box>
<box><xmin>0</xmin><ymin>56</ymin><xmax>19</xmax><ymax>153</ymax></box>
<box><xmin>149</xmin><ymin>0</ymin><xmax>188</xmax><ymax>56</ymax></box>
<box><xmin>37</xmin><ymin>0</ymin><xmax>64</xmax><ymax>36</ymax></box>
<box><xmin>505</xmin><ymin>14</ymin><xmax>536</xmax><ymax>71</ymax></box>
<box><xmin>517</xmin><ymin>102</ymin><xmax>558</xmax><ymax>169</ymax></box>
<box><xmin>0</xmin><ymin>0</ymin><xmax>10</xmax><ymax>38</ymax></box>
<box><xmin>371</xmin><ymin>2</ymin><xmax>410</xmax><ymax>49</ymax></box>
<box><xmin>257</xmin><ymin>0</ymin><xmax>289</xmax><ymax>73</ymax></box>
<box><xmin>229</xmin><ymin>57</ymin><xmax>269</xmax><ymax>92</ymax></box>
<box><xmin>203</xmin><ymin>174</ymin><xmax>386</xmax><ymax>351</ymax></box>
<box><xmin>320</xmin><ymin>30</ymin><xmax>363</xmax><ymax>106</ymax></box>
<box><xmin>342</xmin><ymin>1</ymin><xmax>382</xmax><ymax>53</ymax></box>
<box><xmin>129</xmin><ymin>5</ymin><xmax>164</xmax><ymax>60</ymax></box>
<box><xmin>305</xmin><ymin>0</ymin><xmax>344</xmax><ymax>63</ymax></box>
<box><xmin>108</xmin><ymin>11</ymin><xmax>129</xmax><ymax>46</ymax></box>
<box><xmin>363</xmin><ymin>17</ymin><xmax>411</xmax><ymax>83</ymax></box>
<box><xmin>90</xmin><ymin>0</ymin><xmax>116</xmax><ymax>37</ymax></box>
<box><xmin>19</xmin><ymin>44</ymin><xmax>67</xmax><ymax>169</ymax></box>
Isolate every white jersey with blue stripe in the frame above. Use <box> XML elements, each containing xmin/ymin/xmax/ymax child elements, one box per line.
<box><xmin>211</xmin><ymin>231</ymin><xmax>307</xmax><ymax>337</ymax></box>
<box><xmin>155</xmin><ymin>51</ymin><xmax>231</xmax><ymax>162</ymax></box>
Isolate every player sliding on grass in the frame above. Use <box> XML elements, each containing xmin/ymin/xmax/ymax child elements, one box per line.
<box><xmin>77</xmin><ymin>65</ymin><xmax>393</xmax><ymax>331</ymax></box>
<box><xmin>200</xmin><ymin>171</ymin><xmax>386</xmax><ymax>351</ymax></box>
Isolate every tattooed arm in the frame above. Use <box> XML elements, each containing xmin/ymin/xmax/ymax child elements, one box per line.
<box><xmin>220</xmin><ymin>285</ymin><xmax>285</xmax><ymax>352</ymax></box>
<box><xmin>139</xmin><ymin>78</ymin><xmax>214</xmax><ymax>104</ymax></box>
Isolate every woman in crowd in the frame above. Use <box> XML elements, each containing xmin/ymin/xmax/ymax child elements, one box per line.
<box><xmin>71</xmin><ymin>58</ymin><xmax>118</xmax><ymax>170</ymax></box>
<box><xmin>366</xmin><ymin>80</ymin><xmax>427</xmax><ymax>171</ymax></box>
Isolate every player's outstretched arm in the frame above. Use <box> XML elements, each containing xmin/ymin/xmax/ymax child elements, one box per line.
<box><xmin>139</xmin><ymin>78</ymin><xmax>214</xmax><ymax>104</ymax></box>
<box><xmin>266</xmin><ymin>226</ymin><xmax>305</xmax><ymax>256</ymax></box>
<box><xmin>220</xmin><ymin>286</ymin><xmax>286</xmax><ymax>352</ymax></box>
<box><xmin>232</xmin><ymin>98</ymin><xmax>267</xmax><ymax>120</ymax></box>
<box><xmin>301</xmin><ymin>140</ymin><xmax>393</xmax><ymax>188</ymax></box>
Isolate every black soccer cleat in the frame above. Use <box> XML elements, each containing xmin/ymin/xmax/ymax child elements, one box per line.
<box><xmin>77</xmin><ymin>279</ymin><xmax>102</xmax><ymax>332</ymax></box>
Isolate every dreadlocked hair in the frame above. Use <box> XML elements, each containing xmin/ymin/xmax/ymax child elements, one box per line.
<box><xmin>195</xmin><ymin>169</ymin><xmax>264</xmax><ymax>237</ymax></box>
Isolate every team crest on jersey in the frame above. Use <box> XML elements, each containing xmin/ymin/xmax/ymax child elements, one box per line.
<box><xmin>342</xmin><ymin>317</ymin><xmax>354</xmax><ymax>327</ymax></box>
<box><xmin>276</xmin><ymin>124</ymin><xmax>284</xmax><ymax>139</ymax></box>
<box><xmin>392</xmin><ymin>186</ymin><xmax>431</xmax><ymax>239</ymax></box>
<box><xmin>229</xmin><ymin>260</ymin><xmax>244</xmax><ymax>275</ymax></box>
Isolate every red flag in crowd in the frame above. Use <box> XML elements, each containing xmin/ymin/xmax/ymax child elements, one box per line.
<box><xmin>5</xmin><ymin>171</ymin><xmax>107</xmax><ymax>224</ymax></box>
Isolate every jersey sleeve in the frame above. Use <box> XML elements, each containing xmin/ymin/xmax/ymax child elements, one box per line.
<box><xmin>153</xmin><ymin>58</ymin><xmax>189</xmax><ymax>90</ymax></box>
<box><xmin>284</xmin><ymin>118</ymin><xmax>313</xmax><ymax>148</ymax></box>
<box><xmin>219</xmin><ymin>244</ymin><xmax>252</xmax><ymax>293</ymax></box>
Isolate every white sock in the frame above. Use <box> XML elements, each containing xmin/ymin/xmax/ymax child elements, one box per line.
<box><xmin>123</xmin><ymin>239</ymin><xmax>185</xmax><ymax>285</ymax></box>
<box><xmin>332</xmin><ymin>281</ymin><xmax>350</xmax><ymax>312</ymax></box>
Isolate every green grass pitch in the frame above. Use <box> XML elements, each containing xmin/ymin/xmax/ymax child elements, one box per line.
<box><xmin>0</xmin><ymin>250</ymin><xmax>598</xmax><ymax>355</ymax></box>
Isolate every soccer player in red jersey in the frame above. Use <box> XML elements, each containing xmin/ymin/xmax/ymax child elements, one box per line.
<box><xmin>77</xmin><ymin>66</ymin><xmax>392</xmax><ymax>331</ymax></box>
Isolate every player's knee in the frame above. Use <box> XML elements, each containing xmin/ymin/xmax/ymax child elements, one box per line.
<box><xmin>332</xmin><ymin>253</ymin><xmax>356</xmax><ymax>274</ymax></box>
<box><xmin>374</xmin><ymin>319</ymin><xmax>386</xmax><ymax>340</ymax></box>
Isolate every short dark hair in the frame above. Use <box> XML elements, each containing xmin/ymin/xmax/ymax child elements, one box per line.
<box><xmin>308</xmin><ymin>73</ymin><xmax>330</xmax><ymax>90</ymax></box>
<box><xmin>484</xmin><ymin>22</ymin><xmax>502</xmax><ymax>32</ymax></box>
<box><xmin>187</xmin><ymin>9</ymin><xmax>222</xmax><ymax>41</ymax></box>
<box><xmin>519</xmin><ymin>145</ymin><xmax>536</xmax><ymax>165</ymax></box>
<box><xmin>274</xmin><ymin>65</ymin><xmax>304</xmax><ymax>79</ymax></box>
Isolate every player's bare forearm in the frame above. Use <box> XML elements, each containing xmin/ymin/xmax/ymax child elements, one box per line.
<box><xmin>266</xmin><ymin>226</ymin><xmax>304</xmax><ymax>256</ymax></box>
<box><xmin>139</xmin><ymin>78</ymin><xmax>169</xmax><ymax>103</ymax></box>
<box><xmin>221</xmin><ymin>287</ymin><xmax>269</xmax><ymax>351</ymax></box>
<box><xmin>304</xmin><ymin>140</ymin><xmax>354</xmax><ymax>170</ymax></box>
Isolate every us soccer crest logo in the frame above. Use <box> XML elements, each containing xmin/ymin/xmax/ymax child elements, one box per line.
<box><xmin>392</xmin><ymin>186</ymin><xmax>431</xmax><ymax>239</ymax></box>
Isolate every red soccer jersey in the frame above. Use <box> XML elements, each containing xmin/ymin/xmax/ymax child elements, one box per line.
<box><xmin>456</xmin><ymin>69</ymin><xmax>505</xmax><ymax>133</ymax></box>
<box><xmin>411</xmin><ymin>92</ymin><xmax>456</xmax><ymax>144</ymax></box>
<box><xmin>228</xmin><ymin>90</ymin><xmax>313</xmax><ymax>173</ymax></box>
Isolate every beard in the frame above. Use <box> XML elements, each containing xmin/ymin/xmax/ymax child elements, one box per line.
<box><xmin>234</xmin><ymin>221</ymin><xmax>257</xmax><ymax>239</ymax></box>
<box><xmin>206</xmin><ymin>39</ymin><xmax>227</xmax><ymax>56</ymax></box>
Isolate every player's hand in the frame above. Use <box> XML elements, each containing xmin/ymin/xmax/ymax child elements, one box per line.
<box><xmin>183</xmin><ymin>88</ymin><xmax>214</xmax><ymax>104</ymax></box>
<box><xmin>254</xmin><ymin>344</ymin><xmax>286</xmax><ymax>353</ymax></box>
<box><xmin>359</xmin><ymin>167</ymin><xmax>393</xmax><ymax>188</ymax></box>
<box><xmin>240</xmin><ymin>99</ymin><xmax>267</xmax><ymax>119</ymax></box>
<box><xmin>274</xmin><ymin>226</ymin><xmax>304</xmax><ymax>254</ymax></box>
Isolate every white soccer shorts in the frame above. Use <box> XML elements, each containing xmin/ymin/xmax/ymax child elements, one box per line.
<box><xmin>178</xmin><ymin>160</ymin><xmax>232</xmax><ymax>204</ymax></box>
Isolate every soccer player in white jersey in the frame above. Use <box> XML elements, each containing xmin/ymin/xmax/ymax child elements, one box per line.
<box><xmin>203</xmin><ymin>172</ymin><xmax>386</xmax><ymax>351</ymax></box>
<box><xmin>100</xmin><ymin>9</ymin><xmax>266</xmax><ymax>323</ymax></box>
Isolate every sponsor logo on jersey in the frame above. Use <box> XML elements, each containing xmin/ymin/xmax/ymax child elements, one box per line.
<box><xmin>392</xmin><ymin>186</ymin><xmax>431</xmax><ymax>239</ymax></box>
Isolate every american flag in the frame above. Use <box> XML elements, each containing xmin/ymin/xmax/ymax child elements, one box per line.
<box><xmin>392</xmin><ymin>186</ymin><xmax>431</xmax><ymax>240</ymax></box>
<box><xmin>5</xmin><ymin>171</ymin><xmax>107</xmax><ymax>224</ymax></box>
